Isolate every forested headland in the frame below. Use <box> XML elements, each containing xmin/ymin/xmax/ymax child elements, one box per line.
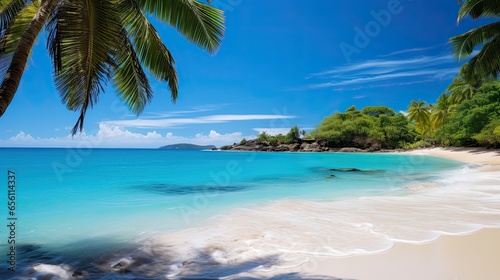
<box><xmin>221</xmin><ymin>80</ymin><xmax>500</xmax><ymax>152</ymax></box>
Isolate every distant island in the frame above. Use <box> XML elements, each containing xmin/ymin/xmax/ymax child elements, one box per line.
<box><xmin>159</xmin><ymin>143</ymin><xmax>216</xmax><ymax>150</ymax></box>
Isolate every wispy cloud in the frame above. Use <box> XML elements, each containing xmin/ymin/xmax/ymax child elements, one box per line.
<box><xmin>334</xmin><ymin>79</ymin><xmax>437</xmax><ymax>91</ymax></box>
<box><xmin>352</xmin><ymin>95</ymin><xmax>366</xmax><ymax>99</ymax></box>
<box><xmin>140</xmin><ymin>104</ymin><xmax>230</xmax><ymax>119</ymax></box>
<box><xmin>378</xmin><ymin>44</ymin><xmax>448</xmax><ymax>57</ymax></box>
<box><xmin>101</xmin><ymin>114</ymin><xmax>296</xmax><ymax>129</ymax></box>
<box><xmin>304</xmin><ymin>48</ymin><xmax>461</xmax><ymax>91</ymax></box>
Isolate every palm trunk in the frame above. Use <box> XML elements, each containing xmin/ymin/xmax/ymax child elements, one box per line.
<box><xmin>0</xmin><ymin>0</ymin><xmax>59</xmax><ymax>117</ymax></box>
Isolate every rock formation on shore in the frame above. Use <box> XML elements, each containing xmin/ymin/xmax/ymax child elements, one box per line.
<box><xmin>217</xmin><ymin>139</ymin><xmax>382</xmax><ymax>152</ymax></box>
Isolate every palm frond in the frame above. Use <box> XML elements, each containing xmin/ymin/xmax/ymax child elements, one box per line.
<box><xmin>48</xmin><ymin>0</ymin><xmax>122</xmax><ymax>134</ymax></box>
<box><xmin>1</xmin><ymin>1</ymin><xmax>38</xmax><ymax>53</ymax></box>
<box><xmin>458</xmin><ymin>0</ymin><xmax>500</xmax><ymax>21</ymax></box>
<box><xmin>450</xmin><ymin>22</ymin><xmax>500</xmax><ymax>59</ymax></box>
<box><xmin>138</xmin><ymin>0</ymin><xmax>224</xmax><ymax>53</ymax></box>
<box><xmin>0</xmin><ymin>0</ymin><xmax>57</xmax><ymax>118</ymax></box>
<box><xmin>0</xmin><ymin>1</ymin><xmax>38</xmax><ymax>77</ymax></box>
<box><xmin>119</xmin><ymin>0</ymin><xmax>178</xmax><ymax>101</ymax></box>
<box><xmin>0</xmin><ymin>0</ymin><xmax>27</xmax><ymax>30</ymax></box>
<box><xmin>113</xmin><ymin>28</ymin><xmax>152</xmax><ymax>114</ymax></box>
<box><xmin>468</xmin><ymin>35</ymin><xmax>500</xmax><ymax>78</ymax></box>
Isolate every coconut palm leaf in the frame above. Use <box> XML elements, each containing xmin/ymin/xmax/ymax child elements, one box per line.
<box><xmin>458</xmin><ymin>0</ymin><xmax>500</xmax><ymax>21</ymax></box>
<box><xmin>0</xmin><ymin>0</ymin><xmax>27</xmax><ymax>30</ymax></box>
<box><xmin>0</xmin><ymin>0</ymin><xmax>226</xmax><ymax>134</ymax></box>
<box><xmin>408</xmin><ymin>100</ymin><xmax>431</xmax><ymax>135</ymax></box>
<box><xmin>447</xmin><ymin>77</ymin><xmax>476</xmax><ymax>103</ymax></box>
<box><xmin>1</xmin><ymin>1</ymin><xmax>39</xmax><ymax>55</ymax></box>
<box><xmin>119</xmin><ymin>0</ymin><xmax>178</xmax><ymax>101</ymax></box>
<box><xmin>467</xmin><ymin>34</ymin><xmax>500</xmax><ymax>78</ymax></box>
<box><xmin>0</xmin><ymin>0</ymin><xmax>58</xmax><ymax>117</ymax></box>
<box><xmin>450</xmin><ymin>22</ymin><xmax>500</xmax><ymax>59</ymax></box>
<box><xmin>453</xmin><ymin>0</ymin><xmax>500</xmax><ymax>81</ymax></box>
<box><xmin>48</xmin><ymin>0</ymin><xmax>122</xmax><ymax>134</ymax></box>
<box><xmin>113</xmin><ymin>28</ymin><xmax>152</xmax><ymax>114</ymax></box>
<box><xmin>138</xmin><ymin>0</ymin><xmax>224</xmax><ymax>53</ymax></box>
<box><xmin>431</xmin><ymin>93</ymin><xmax>455</xmax><ymax>128</ymax></box>
<box><xmin>0</xmin><ymin>1</ymin><xmax>38</xmax><ymax>80</ymax></box>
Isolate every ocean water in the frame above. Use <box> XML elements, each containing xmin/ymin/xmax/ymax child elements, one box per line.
<box><xmin>0</xmin><ymin>148</ymin><xmax>498</xmax><ymax>279</ymax></box>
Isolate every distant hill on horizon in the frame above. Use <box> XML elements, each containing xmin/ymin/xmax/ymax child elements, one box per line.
<box><xmin>159</xmin><ymin>143</ymin><xmax>217</xmax><ymax>150</ymax></box>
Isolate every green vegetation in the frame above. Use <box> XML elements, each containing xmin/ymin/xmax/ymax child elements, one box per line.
<box><xmin>254</xmin><ymin>125</ymin><xmax>303</xmax><ymax>146</ymax></box>
<box><xmin>0</xmin><ymin>0</ymin><xmax>225</xmax><ymax>134</ymax></box>
<box><xmin>250</xmin><ymin>78</ymin><xmax>500</xmax><ymax>149</ymax></box>
<box><xmin>433</xmin><ymin>82</ymin><xmax>500</xmax><ymax>147</ymax></box>
<box><xmin>316</xmin><ymin>106</ymin><xmax>416</xmax><ymax>149</ymax></box>
<box><xmin>451</xmin><ymin>0</ymin><xmax>500</xmax><ymax>81</ymax></box>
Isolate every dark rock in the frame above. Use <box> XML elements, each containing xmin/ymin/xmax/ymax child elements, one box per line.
<box><xmin>330</xmin><ymin>168</ymin><xmax>362</xmax><ymax>172</ymax></box>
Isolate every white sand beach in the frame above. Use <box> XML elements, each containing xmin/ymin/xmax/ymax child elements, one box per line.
<box><xmin>148</xmin><ymin>148</ymin><xmax>500</xmax><ymax>280</ymax></box>
<box><xmin>258</xmin><ymin>148</ymin><xmax>500</xmax><ymax>280</ymax></box>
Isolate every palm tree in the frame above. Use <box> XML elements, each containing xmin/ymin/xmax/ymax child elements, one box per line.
<box><xmin>0</xmin><ymin>0</ymin><xmax>224</xmax><ymax>134</ymax></box>
<box><xmin>408</xmin><ymin>100</ymin><xmax>431</xmax><ymax>136</ymax></box>
<box><xmin>447</xmin><ymin>76</ymin><xmax>476</xmax><ymax>104</ymax></box>
<box><xmin>431</xmin><ymin>93</ymin><xmax>455</xmax><ymax>129</ymax></box>
<box><xmin>446</xmin><ymin>64</ymin><xmax>481</xmax><ymax>104</ymax></box>
<box><xmin>450</xmin><ymin>0</ymin><xmax>500</xmax><ymax>80</ymax></box>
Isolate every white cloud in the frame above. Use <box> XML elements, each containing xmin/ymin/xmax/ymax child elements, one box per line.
<box><xmin>10</xmin><ymin>131</ymin><xmax>35</xmax><ymax>142</ymax></box>
<box><xmin>101</xmin><ymin>114</ymin><xmax>296</xmax><ymax>129</ymax></box>
<box><xmin>0</xmin><ymin>124</ymin><xmax>253</xmax><ymax>148</ymax></box>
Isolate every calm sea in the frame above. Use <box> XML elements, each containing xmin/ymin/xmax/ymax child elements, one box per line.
<box><xmin>0</xmin><ymin>148</ymin><xmax>478</xmax><ymax>278</ymax></box>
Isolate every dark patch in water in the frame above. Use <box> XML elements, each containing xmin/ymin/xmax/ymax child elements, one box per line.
<box><xmin>314</xmin><ymin>167</ymin><xmax>386</xmax><ymax>175</ymax></box>
<box><xmin>134</xmin><ymin>183</ymin><xmax>250</xmax><ymax>196</ymax></box>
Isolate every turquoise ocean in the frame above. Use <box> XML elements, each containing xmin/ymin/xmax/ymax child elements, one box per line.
<box><xmin>0</xmin><ymin>148</ymin><xmax>499</xmax><ymax>279</ymax></box>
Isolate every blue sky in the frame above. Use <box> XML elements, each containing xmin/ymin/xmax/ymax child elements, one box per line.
<box><xmin>0</xmin><ymin>0</ymin><xmax>491</xmax><ymax>148</ymax></box>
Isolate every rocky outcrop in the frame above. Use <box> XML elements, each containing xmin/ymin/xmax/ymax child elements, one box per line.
<box><xmin>218</xmin><ymin>139</ymin><xmax>382</xmax><ymax>153</ymax></box>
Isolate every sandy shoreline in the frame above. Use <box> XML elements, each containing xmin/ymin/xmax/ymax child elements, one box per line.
<box><xmin>249</xmin><ymin>148</ymin><xmax>500</xmax><ymax>280</ymax></box>
<box><xmin>403</xmin><ymin>147</ymin><xmax>500</xmax><ymax>170</ymax></box>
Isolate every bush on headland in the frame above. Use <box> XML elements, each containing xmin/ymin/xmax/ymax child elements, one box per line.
<box><xmin>222</xmin><ymin>81</ymin><xmax>500</xmax><ymax>152</ymax></box>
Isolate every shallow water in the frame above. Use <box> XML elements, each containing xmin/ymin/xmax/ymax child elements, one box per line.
<box><xmin>2</xmin><ymin>148</ymin><xmax>498</xmax><ymax>279</ymax></box>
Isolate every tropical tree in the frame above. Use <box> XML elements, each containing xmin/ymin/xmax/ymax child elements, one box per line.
<box><xmin>316</xmin><ymin>106</ymin><xmax>416</xmax><ymax>149</ymax></box>
<box><xmin>285</xmin><ymin>125</ymin><xmax>300</xmax><ymax>143</ymax></box>
<box><xmin>450</xmin><ymin>0</ymin><xmax>500</xmax><ymax>80</ymax></box>
<box><xmin>0</xmin><ymin>0</ymin><xmax>224</xmax><ymax>134</ymax></box>
<box><xmin>430</xmin><ymin>93</ymin><xmax>455</xmax><ymax>129</ymax></box>
<box><xmin>434</xmin><ymin>81</ymin><xmax>500</xmax><ymax>146</ymax></box>
<box><xmin>446</xmin><ymin>64</ymin><xmax>482</xmax><ymax>104</ymax></box>
<box><xmin>447</xmin><ymin>76</ymin><xmax>476</xmax><ymax>104</ymax></box>
<box><xmin>407</xmin><ymin>100</ymin><xmax>431</xmax><ymax>136</ymax></box>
